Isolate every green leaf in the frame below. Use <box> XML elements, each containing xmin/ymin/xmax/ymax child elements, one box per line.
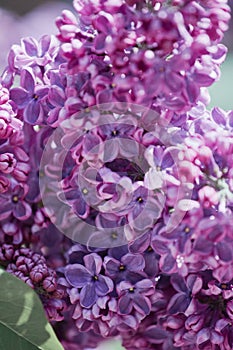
<box><xmin>0</xmin><ymin>268</ymin><xmax>64</xmax><ymax>350</ymax></box>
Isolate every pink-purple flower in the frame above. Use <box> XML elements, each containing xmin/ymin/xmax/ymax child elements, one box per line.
<box><xmin>0</xmin><ymin>1</ymin><xmax>232</xmax><ymax>349</ymax></box>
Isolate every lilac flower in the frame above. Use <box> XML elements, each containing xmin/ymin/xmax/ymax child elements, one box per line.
<box><xmin>0</xmin><ymin>1</ymin><xmax>233</xmax><ymax>349</ymax></box>
<box><xmin>46</xmin><ymin>69</ymin><xmax>69</xmax><ymax>126</ymax></box>
<box><xmin>104</xmin><ymin>251</ymin><xmax>145</xmax><ymax>281</ymax></box>
<box><xmin>129</xmin><ymin>224</ymin><xmax>162</xmax><ymax>277</ymax></box>
<box><xmin>1</xmin><ymin>245</ymin><xmax>66</xmax><ymax>321</ymax></box>
<box><xmin>0</xmin><ymin>220</ymin><xmax>23</xmax><ymax>245</ymax></box>
<box><xmin>0</xmin><ymin>182</ymin><xmax>31</xmax><ymax>221</ymax></box>
<box><xmin>8</xmin><ymin>35</ymin><xmax>59</xmax><ymax>70</ymax></box>
<box><xmin>65</xmin><ymin>253</ymin><xmax>114</xmax><ymax>308</ymax></box>
<box><xmin>0</xmin><ymin>84</ymin><xmax>22</xmax><ymax>139</ymax></box>
<box><xmin>98</xmin><ymin>119</ymin><xmax>138</xmax><ymax>162</ymax></box>
<box><xmin>10</xmin><ymin>69</ymin><xmax>48</xmax><ymax>124</ymax></box>
<box><xmin>125</xmin><ymin>185</ymin><xmax>164</xmax><ymax>234</ymax></box>
<box><xmin>87</xmin><ymin>214</ymin><xmax>128</xmax><ymax>249</ymax></box>
<box><xmin>167</xmin><ymin>274</ymin><xmax>202</xmax><ymax>315</ymax></box>
<box><xmin>0</xmin><ymin>152</ymin><xmax>16</xmax><ymax>173</ymax></box>
<box><xmin>0</xmin><ymin>144</ymin><xmax>30</xmax><ymax>183</ymax></box>
<box><xmin>117</xmin><ymin>279</ymin><xmax>154</xmax><ymax>316</ymax></box>
<box><xmin>62</xmin><ymin>184</ymin><xmax>89</xmax><ymax>219</ymax></box>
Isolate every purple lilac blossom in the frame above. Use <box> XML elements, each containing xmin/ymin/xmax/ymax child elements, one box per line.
<box><xmin>0</xmin><ymin>1</ymin><xmax>232</xmax><ymax>350</ymax></box>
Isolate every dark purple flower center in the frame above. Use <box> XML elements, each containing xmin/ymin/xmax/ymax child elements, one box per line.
<box><xmin>105</xmin><ymin>158</ymin><xmax>144</xmax><ymax>182</ymax></box>
<box><xmin>136</xmin><ymin>196</ymin><xmax>144</xmax><ymax>204</ymax></box>
<box><xmin>218</xmin><ymin>282</ymin><xmax>233</xmax><ymax>290</ymax></box>
<box><xmin>199</xmin><ymin>294</ymin><xmax>228</xmax><ymax>319</ymax></box>
<box><xmin>111</xmin><ymin>231</ymin><xmax>118</xmax><ymax>240</ymax></box>
<box><xmin>33</xmin><ymin>94</ymin><xmax>39</xmax><ymax>101</ymax></box>
<box><xmin>99</xmin><ymin>305</ymin><xmax>109</xmax><ymax>316</ymax></box>
<box><xmin>111</xmin><ymin>129</ymin><xmax>120</xmax><ymax>137</ymax></box>
<box><xmin>12</xmin><ymin>195</ymin><xmax>19</xmax><ymax>203</ymax></box>
<box><xmin>129</xmin><ymin>287</ymin><xmax>135</xmax><ymax>293</ymax></box>
<box><xmin>119</xmin><ymin>264</ymin><xmax>125</xmax><ymax>271</ymax></box>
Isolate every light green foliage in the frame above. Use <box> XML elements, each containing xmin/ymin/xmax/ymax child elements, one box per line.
<box><xmin>0</xmin><ymin>268</ymin><xmax>64</xmax><ymax>350</ymax></box>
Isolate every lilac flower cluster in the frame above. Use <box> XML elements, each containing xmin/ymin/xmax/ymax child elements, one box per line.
<box><xmin>0</xmin><ymin>1</ymin><xmax>232</xmax><ymax>350</ymax></box>
<box><xmin>59</xmin><ymin>0</ymin><xmax>230</xmax><ymax>111</ymax></box>
<box><xmin>0</xmin><ymin>244</ymin><xmax>66</xmax><ymax>321</ymax></box>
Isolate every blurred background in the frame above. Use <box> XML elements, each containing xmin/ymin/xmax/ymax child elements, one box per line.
<box><xmin>0</xmin><ymin>1</ymin><xmax>232</xmax><ymax>349</ymax></box>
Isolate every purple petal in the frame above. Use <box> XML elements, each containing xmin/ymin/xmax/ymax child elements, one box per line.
<box><xmin>161</xmin><ymin>149</ymin><xmax>174</xmax><ymax>169</ymax></box>
<box><xmin>196</xmin><ymin>328</ymin><xmax>210</xmax><ymax>345</ymax></box>
<box><xmin>161</xmin><ymin>253</ymin><xmax>176</xmax><ymax>273</ymax></box>
<box><xmin>95</xmin><ymin>275</ymin><xmax>114</xmax><ymax>296</ymax></box>
<box><xmin>97</xmin><ymin>88</ymin><xmax>113</xmax><ymax>104</ymax></box>
<box><xmin>73</xmin><ymin>197</ymin><xmax>87</xmax><ymax>218</ymax></box>
<box><xmin>65</xmin><ymin>264</ymin><xmax>91</xmax><ymax>287</ymax></box>
<box><xmin>194</xmin><ymin>237</ymin><xmax>213</xmax><ymax>255</ymax></box>
<box><xmin>165</xmin><ymin>71</ymin><xmax>184</xmax><ymax>92</ymax></box>
<box><xmin>10</xmin><ymin>88</ymin><xmax>29</xmax><ymax>108</ymax></box>
<box><xmin>212</xmin><ymin>107</ymin><xmax>226</xmax><ymax>126</ymax></box>
<box><xmin>210</xmin><ymin>330</ymin><xmax>224</xmax><ymax>345</ymax></box>
<box><xmin>121</xmin><ymin>315</ymin><xmax>137</xmax><ymax>329</ymax></box>
<box><xmin>144</xmin><ymin>252</ymin><xmax>159</xmax><ymax>277</ymax></box>
<box><xmin>48</xmin><ymin>86</ymin><xmax>65</xmax><ymax>107</ymax></box>
<box><xmin>93</xmin><ymin>33</ymin><xmax>106</xmax><ymax>53</ymax></box>
<box><xmin>83</xmin><ymin>133</ymin><xmax>100</xmax><ymax>154</ymax></box>
<box><xmin>192</xmin><ymin>72</ymin><xmax>215</xmax><ymax>87</ymax></box>
<box><xmin>152</xmin><ymin>146</ymin><xmax>164</xmax><ymax>167</ymax></box>
<box><xmin>22</xmin><ymin>37</ymin><xmax>38</xmax><ymax>57</ymax></box>
<box><xmin>129</xmin><ymin>232</ymin><xmax>151</xmax><ymax>254</ymax></box>
<box><xmin>35</xmin><ymin>86</ymin><xmax>49</xmax><ymax>99</ymax></box>
<box><xmin>228</xmin><ymin>110</ymin><xmax>233</xmax><ymax>127</ymax></box>
<box><xmin>170</xmin><ymin>274</ymin><xmax>187</xmax><ymax>293</ymax></box>
<box><xmin>122</xmin><ymin>253</ymin><xmax>145</xmax><ymax>272</ymax></box>
<box><xmin>21</xmin><ymin>69</ymin><xmax>35</xmax><ymax>93</ymax></box>
<box><xmin>118</xmin><ymin>295</ymin><xmax>133</xmax><ymax>315</ymax></box>
<box><xmin>216</xmin><ymin>241</ymin><xmax>233</xmax><ymax>262</ymax></box>
<box><xmin>135</xmin><ymin>279</ymin><xmax>154</xmax><ymax>292</ymax></box>
<box><xmin>167</xmin><ymin>293</ymin><xmax>190</xmax><ymax>314</ymax></box>
<box><xmin>133</xmin><ymin>294</ymin><xmax>151</xmax><ymax>315</ymax></box>
<box><xmin>84</xmin><ymin>253</ymin><xmax>102</xmax><ymax>275</ymax></box>
<box><xmin>151</xmin><ymin>237</ymin><xmax>170</xmax><ymax>254</ymax></box>
<box><xmin>186</xmin><ymin>275</ymin><xmax>202</xmax><ymax>294</ymax></box>
<box><xmin>118</xmin><ymin>138</ymin><xmax>139</xmax><ymax>159</ymax></box>
<box><xmin>104</xmin><ymin>257</ymin><xmax>120</xmax><ymax>277</ymax></box>
<box><xmin>144</xmin><ymin>326</ymin><xmax>168</xmax><ymax>344</ymax></box>
<box><xmin>80</xmin><ymin>283</ymin><xmax>97</xmax><ymax>308</ymax></box>
<box><xmin>24</xmin><ymin>101</ymin><xmax>41</xmax><ymax>124</ymax></box>
<box><xmin>47</xmin><ymin>107</ymin><xmax>60</xmax><ymax>125</ymax></box>
<box><xmin>103</xmin><ymin>139</ymin><xmax>118</xmax><ymax>162</ymax></box>
<box><xmin>93</xmin><ymin>15</ymin><xmax>111</xmax><ymax>34</ymax></box>
<box><xmin>63</xmin><ymin>188</ymin><xmax>81</xmax><ymax>201</ymax></box>
<box><xmin>185</xmin><ymin>78</ymin><xmax>199</xmax><ymax>103</ymax></box>
<box><xmin>40</xmin><ymin>35</ymin><xmax>52</xmax><ymax>56</ymax></box>
<box><xmin>13</xmin><ymin>202</ymin><xmax>32</xmax><ymax>220</ymax></box>
<box><xmin>108</xmin><ymin>245</ymin><xmax>128</xmax><ymax>260</ymax></box>
<box><xmin>0</xmin><ymin>200</ymin><xmax>12</xmax><ymax>220</ymax></box>
<box><xmin>26</xmin><ymin>174</ymin><xmax>40</xmax><ymax>202</ymax></box>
